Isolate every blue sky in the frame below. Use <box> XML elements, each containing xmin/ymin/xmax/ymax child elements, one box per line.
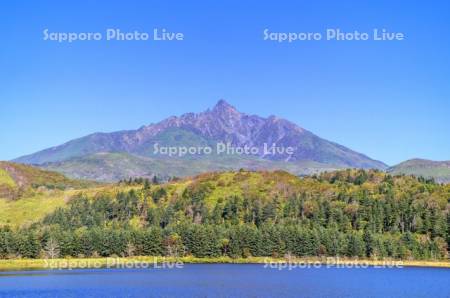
<box><xmin>1</xmin><ymin>0</ymin><xmax>449</xmax><ymax>165</ymax></box>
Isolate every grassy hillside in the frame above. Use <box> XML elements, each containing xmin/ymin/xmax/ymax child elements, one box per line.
<box><xmin>3</xmin><ymin>167</ymin><xmax>450</xmax><ymax>229</ymax></box>
<box><xmin>388</xmin><ymin>159</ymin><xmax>450</xmax><ymax>184</ymax></box>
<box><xmin>0</xmin><ymin>184</ymin><xmax>142</xmax><ymax>227</ymax></box>
<box><xmin>0</xmin><ymin>194</ymin><xmax>67</xmax><ymax>227</ymax></box>
<box><xmin>0</xmin><ymin>162</ymin><xmax>101</xmax><ymax>226</ymax></box>
<box><xmin>0</xmin><ymin>161</ymin><xmax>97</xmax><ymax>200</ymax></box>
<box><xmin>1</xmin><ymin>169</ymin><xmax>316</xmax><ymax>227</ymax></box>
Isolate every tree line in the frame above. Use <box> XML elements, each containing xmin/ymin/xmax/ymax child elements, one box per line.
<box><xmin>0</xmin><ymin>170</ymin><xmax>448</xmax><ymax>260</ymax></box>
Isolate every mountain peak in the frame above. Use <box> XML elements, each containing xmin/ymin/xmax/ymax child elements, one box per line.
<box><xmin>215</xmin><ymin>99</ymin><xmax>233</xmax><ymax>107</ymax></box>
<box><xmin>212</xmin><ymin>99</ymin><xmax>239</xmax><ymax>115</ymax></box>
<box><xmin>13</xmin><ymin>99</ymin><xmax>387</xmax><ymax>172</ymax></box>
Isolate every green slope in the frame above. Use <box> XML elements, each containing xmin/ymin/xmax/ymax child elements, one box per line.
<box><xmin>39</xmin><ymin>152</ymin><xmax>342</xmax><ymax>182</ymax></box>
<box><xmin>2</xmin><ymin>168</ymin><xmax>449</xmax><ymax>262</ymax></box>
<box><xmin>388</xmin><ymin>159</ymin><xmax>450</xmax><ymax>184</ymax></box>
<box><xmin>0</xmin><ymin>161</ymin><xmax>97</xmax><ymax>199</ymax></box>
<box><xmin>2</xmin><ymin>167</ymin><xmax>450</xmax><ymax>231</ymax></box>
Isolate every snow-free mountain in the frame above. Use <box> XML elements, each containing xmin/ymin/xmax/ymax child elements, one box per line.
<box><xmin>14</xmin><ymin>100</ymin><xmax>387</xmax><ymax>181</ymax></box>
<box><xmin>388</xmin><ymin>159</ymin><xmax>450</xmax><ymax>184</ymax></box>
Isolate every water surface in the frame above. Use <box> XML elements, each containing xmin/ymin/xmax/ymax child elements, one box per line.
<box><xmin>0</xmin><ymin>264</ymin><xmax>449</xmax><ymax>297</ymax></box>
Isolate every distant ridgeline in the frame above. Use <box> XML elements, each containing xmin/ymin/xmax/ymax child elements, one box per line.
<box><xmin>13</xmin><ymin>100</ymin><xmax>387</xmax><ymax>182</ymax></box>
<box><xmin>1</xmin><ymin>169</ymin><xmax>449</xmax><ymax>260</ymax></box>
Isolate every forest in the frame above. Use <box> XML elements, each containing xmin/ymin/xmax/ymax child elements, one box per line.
<box><xmin>0</xmin><ymin>169</ymin><xmax>448</xmax><ymax>260</ymax></box>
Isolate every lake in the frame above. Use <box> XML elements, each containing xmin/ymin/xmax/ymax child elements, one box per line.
<box><xmin>0</xmin><ymin>264</ymin><xmax>449</xmax><ymax>297</ymax></box>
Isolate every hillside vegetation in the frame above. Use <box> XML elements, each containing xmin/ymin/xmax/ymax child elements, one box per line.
<box><xmin>0</xmin><ymin>161</ymin><xmax>96</xmax><ymax>200</ymax></box>
<box><xmin>0</xmin><ymin>162</ymin><xmax>100</xmax><ymax>226</ymax></box>
<box><xmin>40</xmin><ymin>152</ymin><xmax>340</xmax><ymax>182</ymax></box>
<box><xmin>388</xmin><ymin>159</ymin><xmax>450</xmax><ymax>184</ymax></box>
<box><xmin>1</xmin><ymin>169</ymin><xmax>449</xmax><ymax>261</ymax></box>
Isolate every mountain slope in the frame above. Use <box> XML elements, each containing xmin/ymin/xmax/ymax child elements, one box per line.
<box><xmin>40</xmin><ymin>152</ymin><xmax>341</xmax><ymax>182</ymax></box>
<box><xmin>388</xmin><ymin>159</ymin><xmax>450</xmax><ymax>184</ymax></box>
<box><xmin>14</xmin><ymin>100</ymin><xmax>387</xmax><ymax>180</ymax></box>
<box><xmin>0</xmin><ymin>161</ymin><xmax>96</xmax><ymax>199</ymax></box>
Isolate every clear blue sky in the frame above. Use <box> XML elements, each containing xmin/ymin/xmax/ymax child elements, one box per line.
<box><xmin>1</xmin><ymin>1</ymin><xmax>449</xmax><ymax>165</ymax></box>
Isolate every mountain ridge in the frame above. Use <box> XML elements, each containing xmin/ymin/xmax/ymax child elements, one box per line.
<box><xmin>14</xmin><ymin>100</ymin><xmax>387</xmax><ymax>180</ymax></box>
<box><xmin>39</xmin><ymin>152</ymin><xmax>341</xmax><ymax>182</ymax></box>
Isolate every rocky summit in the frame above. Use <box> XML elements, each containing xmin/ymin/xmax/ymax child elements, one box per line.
<box><xmin>14</xmin><ymin>100</ymin><xmax>387</xmax><ymax>181</ymax></box>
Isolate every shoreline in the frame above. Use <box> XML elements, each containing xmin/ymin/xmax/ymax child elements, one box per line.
<box><xmin>1</xmin><ymin>256</ymin><xmax>449</xmax><ymax>272</ymax></box>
